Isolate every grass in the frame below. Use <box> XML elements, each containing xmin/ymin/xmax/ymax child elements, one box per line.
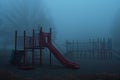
<box><xmin>0</xmin><ymin>50</ymin><xmax>120</xmax><ymax>80</ymax></box>
<box><xmin>0</xmin><ymin>70</ymin><xmax>120</xmax><ymax>80</ymax></box>
<box><xmin>0</xmin><ymin>71</ymin><xmax>32</xmax><ymax>80</ymax></box>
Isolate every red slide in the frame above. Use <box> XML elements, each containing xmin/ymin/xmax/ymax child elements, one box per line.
<box><xmin>46</xmin><ymin>42</ymin><xmax>80</xmax><ymax>69</ymax></box>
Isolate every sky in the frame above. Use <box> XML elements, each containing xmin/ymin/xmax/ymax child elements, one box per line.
<box><xmin>0</xmin><ymin>0</ymin><xmax>120</xmax><ymax>49</ymax></box>
<box><xmin>44</xmin><ymin>0</ymin><xmax>120</xmax><ymax>41</ymax></box>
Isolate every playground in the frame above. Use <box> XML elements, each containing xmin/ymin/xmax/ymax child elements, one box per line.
<box><xmin>11</xmin><ymin>27</ymin><xmax>80</xmax><ymax>69</ymax></box>
<box><xmin>1</xmin><ymin>0</ymin><xmax>120</xmax><ymax>79</ymax></box>
<box><xmin>0</xmin><ymin>27</ymin><xmax>120</xmax><ymax>80</ymax></box>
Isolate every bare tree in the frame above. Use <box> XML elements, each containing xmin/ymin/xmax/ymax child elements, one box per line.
<box><xmin>0</xmin><ymin>0</ymin><xmax>56</xmax><ymax>49</ymax></box>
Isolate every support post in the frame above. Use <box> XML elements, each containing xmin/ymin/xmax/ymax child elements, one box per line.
<box><xmin>14</xmin><ymin>30</ymin><xmax>17</xmax><ymax>65</ymax></box>
<box><xmin>48</xmin><ymin>28</ymin><xmax>52</xmax><ymax>65</ymax></box>
<box><xmin>32</xmin><ymin>29</ymin><xmax>35</xmax><ymax>65</ymax></box>
<box><xmin>97</xmin><ymin>38</ymin><xmax>100</xmax><ymax>59</ymax></box>
<box><xmin>40</xmin><ymin>49</ymin><xmax>42</xmax><ymax>65</ymax></box>
<box><xmin>49</xmin><ymin>28</ymin><xmax>52</xmax><ymax>42</ymax></box>
<box><xmin>39</xmin><ymin>27</ymin><xmax>42</xmax><ymax>65</ymax></box>
<box><xmin>15</xmin><ymin>30</ymin><xmax>17</xmax><ymax>52</ymax></box>
<box><xmin>24</xmin><ymin>31</ymin><xmax>26</xmax><ymax>65</ymax></box>
<box><xmin>50</xmin><ymin>51</ymin><xmax>52</xmax><ymax>65</ymax></box>
<box><xmin>103</xmin><ymin>38</ymin><xmax>105</xmax><ymax>59</ymax></box>
<box><xmin>92</xmin><ymin>39</ymin><xmax>95</xmax><ymax>59</ymax></box>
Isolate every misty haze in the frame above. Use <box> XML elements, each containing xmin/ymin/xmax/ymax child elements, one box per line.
<box><xmin>0</xmin><ymin>0</ymin><xmax>120</xmax><ymax>80</ymax></box>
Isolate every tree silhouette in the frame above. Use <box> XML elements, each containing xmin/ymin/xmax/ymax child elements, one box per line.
<box><xmin>0</xmin><ymin>0</ymin><xmax>56</xmax><ymax>49</ymax></box>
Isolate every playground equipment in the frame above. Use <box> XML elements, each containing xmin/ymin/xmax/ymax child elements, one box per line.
<box><xmin>12</xmin><ymin>27</ymin><xmax>80</xmax><ymax>69</ymax></box>
<box><xmin>66</xmin><ymin>39</ymin><xmax>112</xmax><ymax>59</ymax></box>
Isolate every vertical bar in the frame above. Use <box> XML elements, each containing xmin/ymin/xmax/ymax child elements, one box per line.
<box><xmin>24</xmin><ymin>30</ymin><xmax>26</xmax><ymax>64</ymax></box>
<box><xmin>15</xmin><ymin>30</ymin><xmax>17</xmax><ymax>52</ymax></box>
<box><xmin>77</xmin><ymin>41</ymin><xmax>79</xmax><ymax>60</ymax></box>
<box><xmin>49</xmin><ymin>28</ymin><xmax>52</xmax><ymax>64</ymax></box>
<box><xmin>100</xmin><ymin>38</ymin><xmax>102</xmax><ymax>59</ymax></box>
<box><xmin>72</xmin><ymin>40</ymin><xmax>74</xmax><ymax>53</ymax></box>
<box><xmin>89</xmin><ymin>39</ymin><xmax>91</xmax><ymax>59</ymax></box>
<box><xmin>108</xmin><ymin>38</ymin><xmax>112</xmax><ymax>59</ymax></box>
<box><xmin>101</xmin><ymin>38</ymin><xmax>104</xmax><ymax>59</ymax></box>
<box><xmin>39</xmin><ymin>27</ymin><xmax>42</xmax><ymax>65</ymax></box>
<box><xmin>98</xmin><ymin>38</ymin><xmax>100</xmax><ymax>59</ymax></box>
<box><xmin>110</xmin><ymin>38</ymin><xmax>112</xmax><ymax>59</ymax></box>
<box><xmin>107</xmin><ymin>38</ymin><xmax>110</xmax><ymax>59</ymax></box>
<box><xmin>32</xmin><ymin>29</ymin><xmax>35</xmax><ymax>64</ymax></box>
<box><xmin>92</xmin><ymin>39</ymin><xmax>94</xmax><ymax>59</ymax></box>
<box><xmin>14</xmin><ymin>30</ymin><xmax>17</xmax><ymax>65</ymax></box>
<box><xmin>103</xmin><ymin>38</ymin><xmax>105</xmax><ymax>59</ymax></box>
<box><xmin>50</xmin><ymin>51</ymin><xmax>52</xmax><ymax>65</ymax></box>
<box><xmin>89</xmin><ymin>38</ymin><xmax>92</xmax><ymax>59</ymax></box>
<box><xmin>70</xmin><ymin>41</ymin><xmax>71</xmax><ymax>52</ymax></box>
<box><xmin>40</xmin><ymin>27</ymin><xmax>42</xmax><ymax>47</ymax></box>
<box><xmin>40</xmin><ymin>47</ymin><xmax>42</xmax><ymax>65</ymax></box>
<box><xmin>50</xmin><ymin>28</ymin><xmax>52</xmax><ymax>42</ymax></box>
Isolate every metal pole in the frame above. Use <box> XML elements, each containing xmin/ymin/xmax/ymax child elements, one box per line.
<box><xmin>14</xmin><ymin>30</ymin><xmax>17</xmax><ymax>65</ymax></box>
<box><xmin>15</xmin><ymin>30</ymin><xmax>17</xmax><ymax>51</ymax></box>
<box><xmin>24</xmin><ymin>31</ymin><xmax>26</xmax><ymax>65</ymax></box>
<box><xmin>49</xmin><ymin>28</ymin><xmax>52</xmax><ymax>65</ymax></box>
<box><xmin>97</xmin><ymin>38</ymin><xmax>100</xmax><ymax>59</ymax></box>
<box><xmin>32</xmin><ymin>29</ymin><xmax>35</xmax><ymax>65</ymax></box>
<box><xmin>50</xmin><ymin>28</ymin><xmax>52</xmax><ymax>42</ymax></box>
<box><xmin>39</xmin><ymin>27</ymin><xmax>42</xmax><ymax>65</ymax></box>
<box><xmin>50</xmin><ymin>51</ymin><xmax>52</xmax><ymax>65</ymax></box>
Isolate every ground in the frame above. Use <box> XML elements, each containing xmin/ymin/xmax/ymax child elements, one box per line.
<box><xmin>0</xmin><ymin>64</ymin><xmax>120</xmax><ymax>80</ymax></box>
<box><xmin>1</xmin><ymin>50</ymin><xmax>120</xmax><ymax>80</ymax></box>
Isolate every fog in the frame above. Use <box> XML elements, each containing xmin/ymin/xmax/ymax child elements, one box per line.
<box><xmin>0</xmin><ymin>0</ymin><xmax>54</xmax><ymax>49</ymax></box>
<box><xmin>44</xmin><ymin>0</ymin><xmax>120</xmax><ymax>42</ymax></box>
<box><xmin>1</xmin><ymin>1</ymin><xmax>120</xmax><ymax>75</ymax></box>
<box><xmin>0</xmin><ymin>0</ymin><xmax>120</xmax><ymax>49</ymax></box>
